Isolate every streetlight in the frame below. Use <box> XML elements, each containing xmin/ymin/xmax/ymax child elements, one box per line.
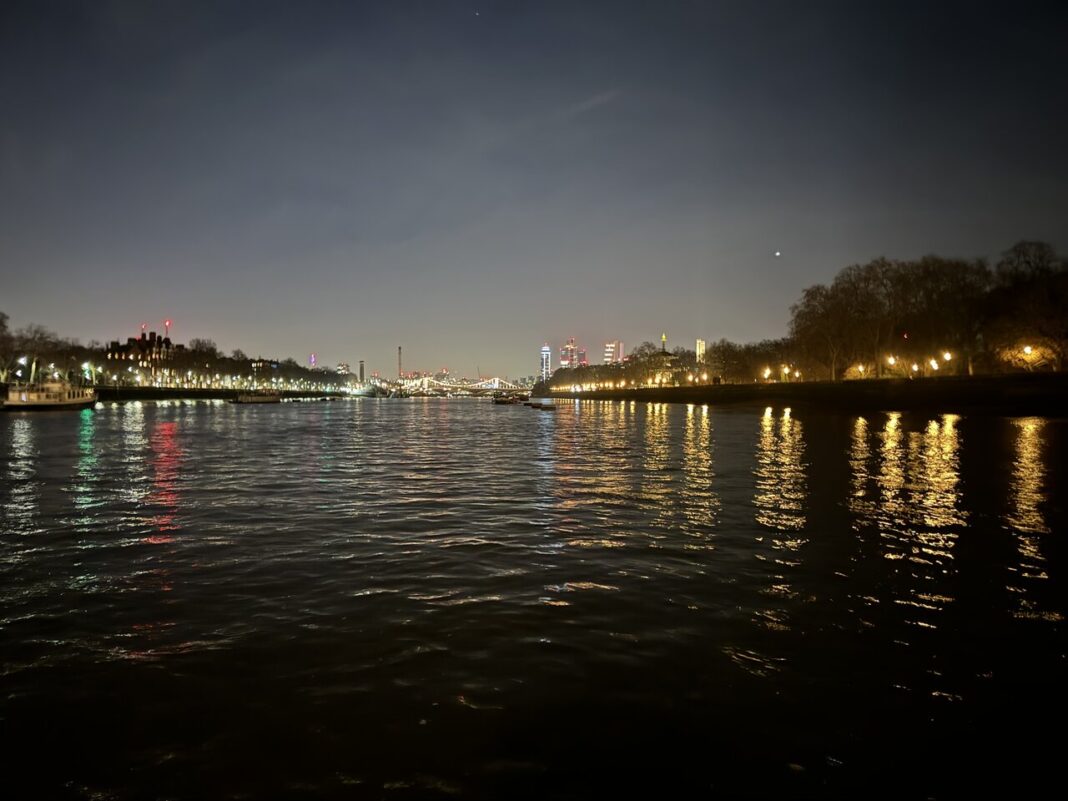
<box><xmin>929</xmin><ymin>359</ymin><xmax>939</xmax><ymax>371</ymax></box>
<box><xmin>887</xmin><ymin>356</ymin><xmax>896</xmax><ymax>366</ymax></box>
<box><xmin>911</xmin><ymin>363</ymin><xmax>919</xmax><ymax>373</ymax></box>
<box><xmin>942</xmin><ymin>351</ymin><xmax>952</xmax><ymax>361</ymax></box>
<box><xmin>1024</xmin><ymin>345</ymin><xmax>1033</xmax><ymax>355</ymax></box>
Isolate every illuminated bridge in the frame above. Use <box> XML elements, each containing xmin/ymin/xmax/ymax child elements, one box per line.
<box><xmin>400</xmin><ymin>376</ymin><xmax>524</xmax><ymax>395</ymax></box>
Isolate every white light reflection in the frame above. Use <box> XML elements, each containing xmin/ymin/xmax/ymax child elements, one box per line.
<box><xmin>681</xmin><ymin>404</ymin><xmax>718</xmax><ymax>546</ymax></box>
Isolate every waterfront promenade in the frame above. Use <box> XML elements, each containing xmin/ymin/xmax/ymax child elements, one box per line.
<box><xmin>550</xmin><ymin>372</ymin><xmax>1068</xmax><ymax>415</ymax></box>
<box><xmin>92</xmin><ymin>386</ymin><xmax>347</xmax><ymax>402</ymax></box>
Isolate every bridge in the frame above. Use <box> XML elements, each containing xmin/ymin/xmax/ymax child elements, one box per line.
<box><xmin>398</xmin><ymin>376</ymin><xmax>525</xmax><ymax>396</ymax></box>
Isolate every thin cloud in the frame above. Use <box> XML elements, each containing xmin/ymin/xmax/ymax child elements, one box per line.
<box><xmin>563</xmin><ymin>88</ymin><xmax>622</xmax><ymax>118</ymax></box>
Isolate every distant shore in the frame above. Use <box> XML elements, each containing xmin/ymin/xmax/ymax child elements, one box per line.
<box><xmin>92</xmin><ymin>386</ymin><xmax>347</xmax><ymax>403</ymax></box>
<box><xmin>549</xmin><ymin>373</ymin><xmax>1068</xmax><ymax>416</ymax></box>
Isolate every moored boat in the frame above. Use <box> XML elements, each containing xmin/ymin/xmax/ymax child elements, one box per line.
<box><xmin>232</xmin><ymin>390</ymin><xmax>282</xmax><ymax>404</ymax></box>
<box><xmin>4</xmin><ymin>380</ymin><xmax>97</xmax><ymax>411</ymax></box>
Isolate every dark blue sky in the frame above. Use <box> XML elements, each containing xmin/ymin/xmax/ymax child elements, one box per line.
<box><xmin>3</xmin><ymin>1</ymin><xmax>1066</xmax><ymax>376</ymax></box>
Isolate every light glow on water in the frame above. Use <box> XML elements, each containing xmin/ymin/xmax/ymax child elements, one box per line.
<box><xmin>0</xmin><ymin>401</ymin><xmax>1063</xmax><ymax>798</ymax></box>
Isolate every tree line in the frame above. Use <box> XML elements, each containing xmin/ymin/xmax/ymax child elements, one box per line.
<box><xmin>790</xmin><ymin>240</ymin><xmax>1066</xmax><ymax>379</ymax></box>
<box><xmin>542</xmin><ymin>241</ymin><xmax>1066</xmax><ymax>390</ymax></box>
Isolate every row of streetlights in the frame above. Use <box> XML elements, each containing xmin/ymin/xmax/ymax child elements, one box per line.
<box><xmin>558</xmin><ymin>371</ymin><xmax>719</xmax><ymax>392</ymax></box>
<box><xmin>851</xmin><ymin>351</ymin><xmax>954</xmax><ymax>378</ymax></box>
<box><xmin>762</xmin><ymin>365</ymin><xmax>802</xmax><ymax>382</ymax></box>
<box><xmin>10</xmin><ymin>356</ymin><xmax>341</xmax><ymax>392</ymax></box>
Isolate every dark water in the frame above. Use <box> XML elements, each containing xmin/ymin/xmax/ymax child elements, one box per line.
<box><xmin>1</xmin><ymin>399</ymin><xmax>1065</xmax><ymax>799</ymax></box>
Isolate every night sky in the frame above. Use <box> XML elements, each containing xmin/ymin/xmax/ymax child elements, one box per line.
<box><xmin>2</xmin><ymin>1</ymin><xmax>1067</xmax><ymax>377</ymax></box>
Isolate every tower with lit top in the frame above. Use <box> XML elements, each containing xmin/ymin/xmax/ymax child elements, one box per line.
<box><xmin>540</xmin><ymin>344</ymin><xmax>552</xmax><ymax>381</ymax></box>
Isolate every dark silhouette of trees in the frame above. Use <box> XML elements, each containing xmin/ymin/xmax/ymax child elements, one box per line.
<box><xmin>187</xmin><ymin>338</ymin><xmax>220</xmax><ymax>358</ymax></box>
<box><xmin>789</xmin><ymin>254</ymin><xmax>997</xmax><ymax>379</ymax></box>
<box><xmin>0</xmin><ymin>312</ymin><xmax>12</xmax><ymax>382</ymax></box>
<box><xmin>630</xmin><ymin>341</ymin><xmax>660</xmax><ymax>359</ymax></box>
<box><xmin>790</xmin><ymin>285</ymin><xmax>851</xmax><ymax>380</ymax></box>
<box><xmin>984</xmin><ymin>242</ymin><xmax>1068</xmax><ymax>370</ymax></box>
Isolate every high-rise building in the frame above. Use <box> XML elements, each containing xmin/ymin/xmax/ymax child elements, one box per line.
<box><xmin>578</xmin><ymin>348</ymin><xmax>588</xmax><ymax>367</ymax></box>
<box><xmin>359</xmin><ymin>360</ymin><xmax>365</xmax><ymax>382</ymax></box>
<box><xmin>696</xmin><ymin>339</ymin><xmax>706</xmax><ymax>362</ymax></box>
<box><xmin>559</xmin><ymin>336</ymin><xmax>578</xmax><ymax>369</ymax></box>
<box><xmin>603</xmin><ymin>340</ymin><xmax>624</xmax><ymax>364</ymax></box>
<box><xmin>540</xmin><ymin>344</ymin><xmax>552</xmax><ymax>381</ymax></box>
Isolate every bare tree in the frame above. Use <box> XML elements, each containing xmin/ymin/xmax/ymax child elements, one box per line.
<box><xmin>790</xmin><ymin>285</ymin><xmax>850</xmax><ymax>380</ymax></box>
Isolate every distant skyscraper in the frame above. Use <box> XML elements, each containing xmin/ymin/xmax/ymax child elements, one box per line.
<box><xmin>578</xmin><ymin>347</ymin><xmax>588</xmax><ymax>367</ymax></box>
<box><xmin>696</xmin><ymin>338</ymin><xmax>706</xmax><ymax>362</ymax></box>
<box><xmin>559</xmin><ymin>336</ymin><xmax>578</xmax><ymax>369</ymax></box>
<box><xmin>540</xmin><ymin>344</ymin><xmax>552</xmax><ymax>381</ymax></box>
<box><xmin>603</xmin><ymin>340</ymin><xmax>624</xmax><ymax>364</ymax></box>
<box><xmin>359</xmin><ymin>360</ymin><xmax>365</xmax><ymax>382</ymax></box>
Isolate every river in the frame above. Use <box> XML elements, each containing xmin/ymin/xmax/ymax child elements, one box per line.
<box><xmin>1</xmin><ymin>399</ymin><xmax>1065</xmax><ymax>798</ymax></box>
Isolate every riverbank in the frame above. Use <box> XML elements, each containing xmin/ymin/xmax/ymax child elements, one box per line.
<box><xmin>92</xmin><ymin>386</ymin><xmax>347</xmax><ymax>402</ymax></box>
<box><xmin>550</xmin><ymin>372</ymin><xmax>1068</xmax><ymax>415</ymax></box>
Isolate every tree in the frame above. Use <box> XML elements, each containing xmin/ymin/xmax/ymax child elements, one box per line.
<box><xmin>188</xmin><ymin>338</ymin><xmax>220</xmax><ymax>358</ymax></box>
<box><xmin>905</xmin><ymin>256</ymin><xmax>990</xmax><ymax>374</ymax></box>
<box><xmin>9</xmin><ymin>324</ymin><xmax>60</xmax><ymax>383</ymax></box>
<box><xmin>704</xmin><ymin>338</ymin><xmax>755</xmax><ymax>382</ymax></box>
<box><xmin>995</xmin><ymin>241</ymin><xmax>1061</xmax><ymax>285</ymax></box>
<box><xmin>790</xmin><ymin>285</ymin><xmax>850</xmax><ymax>380</ymax></box>
<box><xmin>985</xmin><ymin>244</ymin><xmax>1068</xmax><ymax>371</ymax></box>
<box><xmin>630</xmin><ymin>341</ymin><xmax>660</xmax><ymax>360</ymax></box>
<box><xmin>671</xmin><ymin>347</ymin><xmax>697</xmax><ymax>369</ymax></box>
<box><xmin>0</xmin><ymin>311</ymin><xmax>12</xmax><ymax>382</ymax></box>
<box><xmin>231</xmin><ymin>349</ymin><xmax>248</xmax><ymax>361</ymax></box>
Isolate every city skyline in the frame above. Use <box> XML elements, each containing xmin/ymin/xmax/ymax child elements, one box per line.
<box><xmin>3</xmin><ymin>1</ymin><xmax>1067</xmax><ymax>376</ymax></box>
